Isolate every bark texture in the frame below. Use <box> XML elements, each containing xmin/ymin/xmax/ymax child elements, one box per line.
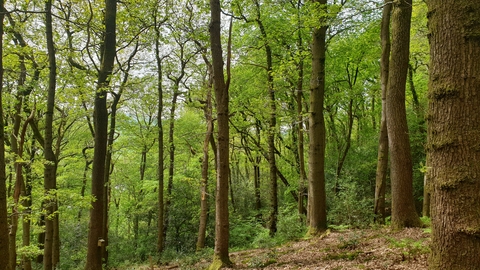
<box><xmin>427</xmin><ymin>1</ymin><xmax>480</xmax><ymax>269</ymax></box>
<box><xmin>308</xmin><ymin>0</ymin><xmax>327</xmax><ymax>235</ymax></box>
<box><xmin>85</xmin><ymin>0</ymin><xmax>116</xmax><ymax>268</ymax></box>
<box><xmin>208</xmin><ymin>0</ymin><xmax>231</xmax><ymax>267</ymax></box>
<box><xmin>44</xmin><ymin>1</ymin><xmax>59</xmax><ymax>268</ymax></box>
<box><xmin>385</xmin><ymin>0</ymin><xmax>420</xmax><ymax>229</ymax></box>
<box><xmin>0</xmin><ymin>2</ymin><xmax>9</xmax><ymax>266</ymax></box>
<box><xmin>374</xmin><ymin>0</ymin><xmax>391</xmax><ymax>224</ymax></box>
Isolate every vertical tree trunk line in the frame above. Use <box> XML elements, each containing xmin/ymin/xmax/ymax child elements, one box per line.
<box><xmin>427</xmin><ymin>1</ymin><xmax>480</xmax><ymax>269</ymax></box>
<box><xmin>385</xmin><ymin>0</ymin><xmax>421</xmax><ymax>229</ymax></box>
<box><xmin>374</xmin><ymin>0</ymin><xmax>391</xmax><ymax>224</ymax></box>
<box><xmin>308</xmin><ymin>0</ymin><xmax>328</xmax><ymax>235</ymax></box>
<box><xmin>208</xmin><ymin>0</ymin><xmax>231</xmax><ymax>267</ymax></box>
<box><xmin>44</xmin><ymin>0</ymin><xmax>59</xmax><ymax>268</ymax></box>
<box><xmin>85</xmin><ymin>0</ymin><xmax>116</xmax><ymax>268</ymax></box>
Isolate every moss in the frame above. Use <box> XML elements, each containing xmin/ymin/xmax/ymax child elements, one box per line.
<box><xmin>459</xmin><ymin>227</ymin><xmax>480</xmax><ymax>238</ymax></box>
<box><xmin>429</xmin><ymin>85</ymin><xmax>459</xmax><ymax>100</ymax></box>
<box><xmin>463</xmin><ymin>4</ymin><xmax>480</xmax><ymax>41</ymax></box>
<box><xmin>207</xmin><ymin>254</ymin><xmax>232</xmax><ymax>270</ymax></box>
<box><xmin>438</xmin><ymin>167</ymin><xmax>473</xmax><ymax>190</ymax></box>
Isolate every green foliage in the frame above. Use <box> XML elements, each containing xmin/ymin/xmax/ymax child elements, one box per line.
<box><xmin>386</xmin><ymin>237</ymin><xmax>430</xmax><ymax>258</ymax></box>
<box><xmin>327</xmin><ymin>180</ymin><xmax>375</xmax><ymax>228</ymax></box>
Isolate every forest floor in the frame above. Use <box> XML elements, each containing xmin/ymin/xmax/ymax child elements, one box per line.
<box><xmin>151</xmin><ymin>227</ymin><xmax>430</xmax><ymax>269</ymax></box>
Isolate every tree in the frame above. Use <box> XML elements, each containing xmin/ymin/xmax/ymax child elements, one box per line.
<box><xmin>308</xmin><ymin>0</ymin><xmax>327</xmax><ymax>235</ymax></box>
<box><xmin>374</xmin><ymin>0</ymin><xmax>391</xmax><ymax>224</ymax></box>
<box><xmin>385</xmin><ymin>0</ymin><xmax>421</xmax><ymax>229</ymax></box>
<box><xmin>44</xmin><ymin>0</ymin><xmax>59</xmax><ymax>268</ymax></box>
<box><xmin>0</xmin><ymin>3</ymin><xmax>10</xmax><ymax>269</ymax></box>
<box><xmin>85</xmin><ymin>0</ymin><xmax>117</xmax><ymax>268</ymax></box>
<box><xmin>208</xmin><ymin>0</ymin><xmax>232</xmax><ymax>267</ymax></box>
<box><xmin>427</xmin><ymin>1</ymin><xmax>480</xmax><ymax>269</ymax></box>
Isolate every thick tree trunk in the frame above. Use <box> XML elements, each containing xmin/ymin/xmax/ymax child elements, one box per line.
<box><xmin>374</xmin><ymin>0</ymin><xmax>391</xmax><ymax>224</ymax></box>
<box><xmin>85</xmin><ymin>0</ymin><xmax>116</xmax><ymax>268</ymax></box>
<box><xmin>208</xmin><ymin>0</ymin><xmax>231</xmax><ymax>267</ymax></box>
<box><xmin>386</xmin><ymin>0</ymin><xmax>421</xmax><ymax>229</ymax></box>
<box><xmin>308</xmin><ymin>0</ymin><xmax>327</xmax><ymax>235</ymax></box>
<box><xmin>427</xmin><ymin>1</ymin><xmax>480</xmax><ymax>269</ymax></box>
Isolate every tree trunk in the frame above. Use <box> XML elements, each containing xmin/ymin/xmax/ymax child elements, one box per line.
<box><xmin>163</xmin><ymin>89</ymin><xmax>179</xmax><ymax>247</ymax></box>
<box><xmin>386</xmin><ymin>0</ymin><xmax>421</xmax><ymax>229</ymax></box>
<box><xmin>44</xmin><ymin>1</ymin><xmax>59</xmax><ymax>268</ymax></box>
<box><xmin>208</xmin><ymin>0</ymin><xmax>231</xmax><ymax>267</ymax></box>
<box><xmin>197</xmin><ymin>62</ymin><xmax>214</xmax><ymax>250</ymax></box>
<box><xmin>154</xmin><ymin>16</ymin><xmax>165</xmax><ymax>255</ymax></box>
<box><xmin>427</xmin><ymin>1</ymin><xmax>480</xmax><ymax>268</ymax></box>
<box><xmin>374</xmin><ymin>0</ymin><xmax>391</xmax><ymax>224</ymax></box>
<box><xmin>308</xmin><ymin>0</ymin><xmax>327</xmax><ymax>235</ymax></box>
<box><xmin>85</xmin><ymin>0</ymin><xmax>116</xmax><ymax>268</ymax></box>
<box><xmin>0</xmin><ymin>3</ymin><xmax>9</xmax><ymax>268</ymax></box>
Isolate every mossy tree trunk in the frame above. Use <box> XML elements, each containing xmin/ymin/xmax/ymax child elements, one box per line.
<box><xmin>374</xmin><ymin>0</ymin><xmax>392</xmax><ymax>224</ymax></box>
<box><xmin>427</xmin><ymin>1</ymin><xmax>480</xmax><ymax>269</ymax></box>
<box><xmin>385</xmin><ymin>0</ymin><xmax>421</xmax><ymax>229</ymax></box>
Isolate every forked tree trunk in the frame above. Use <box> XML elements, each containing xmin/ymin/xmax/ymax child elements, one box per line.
<box><xmin>374</xmin><ymin>0</ymin><xmax>391</xmax><ymax>224</ymax></box>
<box><xmin>85</xmin><ymin>0</ymin><xmax>116</xmax><ymax>268</ymax></box>
<box><xmin>308</xmin><ymin>0</ymin><xmax>328</xmax><ymax>235</ymax></box>
<box><xmin>386</xmin><ymin>0</ymin><xmax>421</xmax><ymax>229</ymax></box>
<box><xmin>427</xmin><ymin>1</ymin><xmax>480</xmax><ymax>269</ymax></box>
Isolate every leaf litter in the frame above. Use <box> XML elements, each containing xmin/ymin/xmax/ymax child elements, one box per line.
<box><xmin>154</xmin><ymin>227</ymin><xmax>430</xmax><ymax>269</ymax></box>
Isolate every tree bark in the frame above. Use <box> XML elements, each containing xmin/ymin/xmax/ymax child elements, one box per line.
<box><xmin>44</xmin><ymin>1</ymin><xmax>59</xmax><ymax>268</ymax></box>
<box><xmin>374</xmin><ymin>0</ymin><xmax>391</xmax><ymax>224</ymax></box>
<box><xmin>253</xmin><ymin>0</ymin><xmax>278</xmax><ymax>237</ymax></box>
<box><xmin>386</xmin><ymin>0</ymin><xmax>421</xmax><ymax>229</ymax></box>
<box><xmin>0</xmin><ymin>3</ymin><xmax>9</xmax><ymax>267</ymax></box>
<box><xmin>308</xmin><ymin>0</ymin><xmax>327</xmax><ymax>235</ymax></box>
<box><xmin>85</xmin><ymin>0</ymin><xmax>116</xmax><ymax>268</ymax></box>
<box><xmin>154</xmin><ymin>15</ymin><xmax>165</xmax><ymax>255</ymax></box>
<box><xmin>197</xmin><ymin>58</ymin><xmax>213</xmax><ymax>251</ymax></box>
<box><xmin>427</xmin><ymin>1</ymin><xmax>480</xmax><ymax>269</ymax></box>
<box><xmin>208</xmin><ymin>0</ymin><xmax>231</xmax><ymax>267</ymax></box>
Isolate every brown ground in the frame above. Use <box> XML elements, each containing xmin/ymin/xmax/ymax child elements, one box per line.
<box><xmin>155</xmin><ymin>227</ymin><xmax>430</xmax><ymax>270</ymax></box>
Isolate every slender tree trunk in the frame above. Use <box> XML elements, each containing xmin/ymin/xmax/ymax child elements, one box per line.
<box><xmin>85</xmin><ymin>0</ymin><xmax>116</xmax><ymax>268</ymax></box>
<box><xmin>386</xmin><ymin>0</ymin><xmax>420</xmax><ymax>229</ymax></box>
<box><xmin>163</xmin><ymin>90</ymin><xmax>178</xmax><ymax>246</ymax></box>
<box><xmin>155</xmin><ymin>29</ymin><xmax>165</xmax><ymax>254</ymax></box>
<box><xmin>374</xmin><ymin>0</ymin><xmax>391</xmax><ymax>224</ymax></box>
<box><xmin>0</xmin><ymin>2</ymin><xmax>10</xmax><ymax>267</ymax></box>
<box><xmin>44</xmin><ymin>1</ymin><xmax>59</xmax><ymax>268</ymax></box>
<box><xmin>197</xmin><ymin>63</ymin><xmax>214</xmax><ymax>251</ymax></box>
<box><xmin>296</xmin><ymin>50</ymin><xmax>307</xmax><ymax>217</ymax></box>
<box><xmin>308</xmin><ymin>0</ymin><xmax>328</xmax><ymax>235</ymax></box>
<box><xmin>253</xmin><ymin>0</ymin><xmax>278</xmax><ymax>236</ymax></box>
<box><xmin>427</xmin><ymin>1</ymin><xmax>480</xmax><ymax>268</ymax></box>
<box><xmin>208</xmin><ymin>0</ymin><xmax>231</xmax><ymax>267</ymax></box>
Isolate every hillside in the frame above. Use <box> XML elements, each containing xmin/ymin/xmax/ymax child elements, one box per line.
<box><xmin>152</xmin><ymin>227</ymin><xmax>430</xmax><ymax>269</ymax></box>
